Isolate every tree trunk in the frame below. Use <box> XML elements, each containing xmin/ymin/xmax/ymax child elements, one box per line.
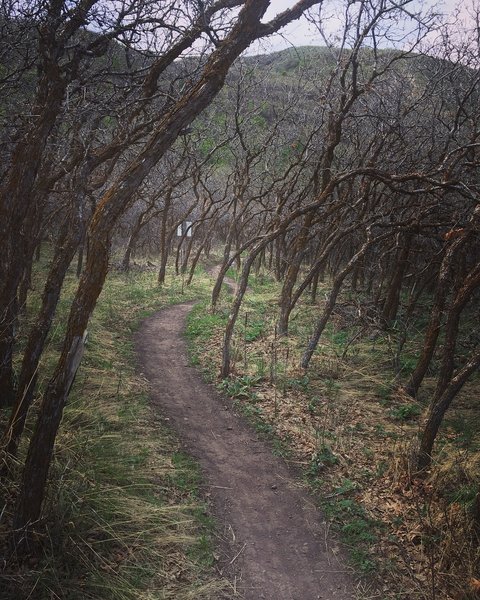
<box><xmin>221</xmin><ymin>253</ymin><xmax>257</xmax><ymax>378</ymax></box>
<box><xmin>211</xmin><ymin>238</ymin><xmax>233</xmax><ymax>311</ymax></box>
<box><xmin>181</xmin><ymin>228</ymin><xmax>195</xmax><ymax>274</ymax></box>
<box><xmin>1</xmin><ymin>220</ymin><xmax>80</xmax><ymax>464</ymax></box>
<box><xmin>76</xmin><ymin>242</ymin><xmax>84</xmax><ymax>278</ymax></box>
<box><xmin>301</xmin><ymin>277</ymin><xmax>345</xmax><ymax>370</ymax></box>
<box><xmin>187</xmin><ymin>241</ymin><xmax>205</xmax><ymax>285</ymax></box>
<box><xmin>0</xmin><ymin>305</ymin><xmax>16</xmax><ymax>407</ymax></box>
<box><xmin>0</xmin><ymin>60</ymin><xmax>69</xmax><ymax>406</ymax></box>
<box><xmin>13</xmin><ymin>227</ymin><xmax>108</xmax><ymax>543</ymax></box>
<box><xmin>268</xmin><ymin>241</ymin><xmax>274</xmax><ymax>271</ymax></box>
<box><xmin>122</xmin><ymin>212</ymin><xmax>145</xmax><ymax>271</ymax></box>
<box><xmin>274</xmin><ymin>235</ymin><xmax>287</xmax><ymax>281</ymax></box>
<box><xmin>381</xmin><ymin>232</ymin><xmax>412</xmax><ymax>325</ymax></box>
<box><xmin>406</xmin><ymin>232</ymin><xmax>473</xmax><ymax>397</ymax></box>
<box><xmin>158</xmin><ymin>192</ymin><xmax>172</xmax><ymax>285</ymax></box>
<box><xmin>0</xmin><ymin>201</ymin><xmax>45</xmax><ymax>406</ymax></box>
<box><xmin>187</xmin><ymin>222</ymin><xmax>216</xmax><ymax>285</ymax></box>
<box><xmin>284</xmin><ymin>226</ymin><xmax>356</xmax><ymax>318</ymax></box>
<box><xmin>18</xmin><ymin>259</ymin><xmax>34</xmax><ymax>313</ymax></box>
<box><xmin>277</xmin><ymin>213</ymin><xmax>314</xmax><ymax>336</ymax></box>
<box><xmin>301</xmin><ymin>235</ymin><xmax>385</xmax><ymax>369</ymax></box>
<box><xmin>433</xmin><ymin>261</ymin><xmax>480</xmax><ymax>398</ymax></box>
<box><xmin>310</xmin><ymin>269</ymin><xmax>320</xmax><ymax>304</ymax></box>
<box><xmin>414</xmin><ymin>348</ymin><xmax>480</xmax><ymax>472</ymax></box>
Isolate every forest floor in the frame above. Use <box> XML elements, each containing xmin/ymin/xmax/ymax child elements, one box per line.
<box><xmin>181</xmin><ymin>267</ymin><xmax>480</xmax><ymax>600</ymax></box>
<box><xmin>135</xmin><ymin>300</ymin><xmax>355</xmax><ymax>600</ymax></box>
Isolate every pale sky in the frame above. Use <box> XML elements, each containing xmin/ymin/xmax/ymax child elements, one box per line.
<box><xmin>248</xmin><ymin>0</ymin><xmax>474</xmax><ymax>54</ymax></box>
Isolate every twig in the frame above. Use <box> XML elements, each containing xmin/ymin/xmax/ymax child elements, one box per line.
<box><xmin>229</xmin><ymin>542</ymin><xmax>247</xmax><ymax>565</ymax></box>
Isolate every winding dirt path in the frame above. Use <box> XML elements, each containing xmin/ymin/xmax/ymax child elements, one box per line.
<box><xmin>136</xmin><ymin>303</ymin><xmax>355</xmax><ymax>600</ymax></box>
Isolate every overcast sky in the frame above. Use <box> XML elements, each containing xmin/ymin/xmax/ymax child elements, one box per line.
<box><xmin>247</xmin><ymin>0</ymin><xmax>472</xmax><ymax>54</ymax></box>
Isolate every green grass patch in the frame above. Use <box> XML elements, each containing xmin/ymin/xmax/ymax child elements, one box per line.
<box><xmin>321</xmin><ymin>496</ymin><xmax>379</xmax><ymax>574</ymax></box>
<box><xmin>185</xmin><ymin>301</ymin><xmax>228</xmax><ymax>377</ymax></box>
<box><xmin>389</xmin><ymin>403</ymin><xmax>422</xmax><ymax>422</ymax></box>
<box><xmin>220</xmin><ymin>375</ymin><xmax>260</xmax><ymax>400</ymax></box>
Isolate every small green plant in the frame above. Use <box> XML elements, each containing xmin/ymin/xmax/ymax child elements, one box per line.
<box><xmin>331</xmin><ymin>329</ymin><xmax>349</xmax><ymax>346</ymax></box>
<box><xmin>362</xmin><ymin>446</ymin><xmax>374</xmax><ymax>458</ymax></box>
<box><xmin>349</xmin><ymin>549</ymin><xmax>376</xmax><ymax>574</ymax></box>
<box><xmin>389</xmin><ymin>403</ymin><xmax>421</xmax><ymax>421</ymax></box>
<box><xmin>376</xmin><ymin>381</ymin><xmax>393</xmax><ymax>405</ymax></box>
<box><xmin>185</xmin><ymin>307</ymin><xmax>226</xmax><ymax>341</ymax></box>
<box><xmin>253</xmin><ymin>355</ymin><xmax>267</xmax><ymax>379</ymax></box>
<box><xmin>308</xmin><ymin>445</ymin><xmax>338</xmax><ymax>476</ymax></box>
<box><xmin>307</xmin><ymin>395</ymin><xmax>322</xmax><ymax>415</ymax></box>
<box><xmin>254</xmin><ymin>417</ymin><xmax>275</xmax><ymax>436</ymax></box>
<box><xmin>324</xmin><ymin>378</ymin><xmax>341</xmax><ymax>398</ymax></box>
<box><xmin>287</xmin><ymin>374</ymin><xmax>310</xmax><ymax>392</ymax></box>
<box><xmin>445</xmin><ymin>484</ymin><xmax>478</xmax><ymax>506</ymax></box>
<box><xmin>334</xmin><ymin>478</ymin><xmax>357</xmax><ymax>495</ymax></box>
<box><xmin>447</xmin><ymin>414</ymin><xmax>480</xmax><ymax>450</ymax></box>
<box><xmin>398</xmin><ymin>353</ymin><xmax>417</xmax><ymax>376</ymax></box>
<box><xmin>245</xmin><ymin>320</ymin><xmax>265</xmax><ymax>342</ymax></box>
<box><xmin>376</xmin><ymin>460</ymin><xmax>388</xmax><ymax>477</ymax></box>
<box><xmin>321</xmin><ymin>496</ymin><xmax>378</xmax><ymax>573</ymax></box>
<box><xmin>374</xmin><ymin>423</ymin><xmax>387</xmax><ymax>436</ymax></box>
<box><xmin>220</xmin><ymin>375</ymin><xmax>260</xmax><ymax>400</ymax></box>
<box><xmin>342</xmin><ymin>518</ymin><xmax>377</xmax><ymax>545</ymax></box>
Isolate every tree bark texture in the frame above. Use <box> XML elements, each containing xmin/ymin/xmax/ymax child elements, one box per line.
<box><xmin>381</xmin><ymin>232</ymin><xmax>412</xmax><ymax>325</ymax></box>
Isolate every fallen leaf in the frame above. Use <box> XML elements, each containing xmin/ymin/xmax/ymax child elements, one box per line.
<box><xmin>470</xmin><ymin>578</ymin><xmax>480</xmax><ymax>594</ymax></box>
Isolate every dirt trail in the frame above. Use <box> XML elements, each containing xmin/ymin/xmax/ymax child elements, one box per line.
<box><xmin>136</xmin><ymin>303</ymin><xmax>355</xmax><ymax>600</ymax></box>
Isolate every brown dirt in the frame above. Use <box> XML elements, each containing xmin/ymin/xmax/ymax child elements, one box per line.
<box><xmin>136</xmin><ymin>303</ymin><xmax>355</xmax><ymax>600</ymax></box>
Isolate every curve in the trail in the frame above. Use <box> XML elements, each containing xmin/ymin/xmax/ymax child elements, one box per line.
<box><xmin>136</xmin><ymin>303</ymin><xmax>354</xmax><ymax>600</ymax></box>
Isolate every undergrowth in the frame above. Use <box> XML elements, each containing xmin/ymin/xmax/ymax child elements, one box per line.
<box><xmin>0</xmin><ymin>257</ymin><xmax>227</xmax><ymax>600</ymax></box>
<box><xmin>186</xmin><ymin>265</ymin><xmax>480</xmax><ymax>600</ymax></box>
